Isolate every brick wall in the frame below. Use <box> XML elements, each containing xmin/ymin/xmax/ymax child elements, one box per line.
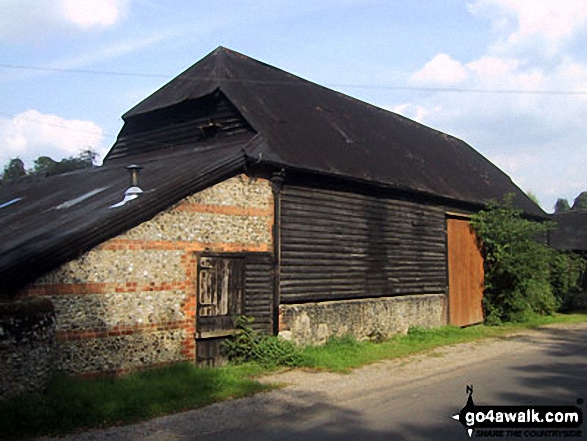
<box><xmin>19</xmin><ymin>174</ymin><xmax>273</xmax><ymax>375</ymax></box>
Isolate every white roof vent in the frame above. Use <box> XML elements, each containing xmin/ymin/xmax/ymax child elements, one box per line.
<box><xmin>109</xmin><ymin>164</ymin><xmax>143</xmax><ymax>209</ymax></box>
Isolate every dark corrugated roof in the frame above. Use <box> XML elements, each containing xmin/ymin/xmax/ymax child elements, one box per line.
<box><xmin>0</xmin><ymin>137</ymin><xmax>249</xmax><ymax>293</ymax></box>
<box><xmin>550</xmin><ymin>212</ymin><xmax>587</xmax><ymax>251</ymax></box>
<box><xmin>122</xmin><ymin>46</ymin><xmax>544</xmax><ymax>218</ymax></box>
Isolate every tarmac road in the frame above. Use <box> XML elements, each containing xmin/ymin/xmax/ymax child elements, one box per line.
<box><xmin>51</xmin><ymin>322</ymin><xmax>587</xmax><ymax>441</ymax></box>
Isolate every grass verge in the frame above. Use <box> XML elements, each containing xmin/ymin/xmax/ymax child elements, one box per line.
<box><xmin>298</xmin><ymin>312</ymin><xmax>587</xmax><ymax>372</ymax></box>
<box><xmin>1</xmin><ymin>312</ymin><xmax>586</xmax><ymax>439</ymax></box>
<box><xmin>0</xmin><ymin>363</ymin><xmax>271</xmax><ymax>440</ymax></box>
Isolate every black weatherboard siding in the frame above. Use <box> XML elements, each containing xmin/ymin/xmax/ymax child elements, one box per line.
<box><xmin>244</xmin><ymin>253</ymin><xmax>274</xmax><ymax>333</ymax></box>
<box><xmin>280</xmin><ymin>185</ymin><xmax>447</xmax><ymax>303</ymax></box>
<box><xmin>107</xmin><ymin>91</ymin><xmax>255</xmax><ymax>160</ymax></box>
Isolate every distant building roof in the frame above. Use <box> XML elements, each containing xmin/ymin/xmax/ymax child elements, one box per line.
<box><xmin>550</xmin><ymin>211</ymin><xmax>587</xmax><ymax>252</ymax></box>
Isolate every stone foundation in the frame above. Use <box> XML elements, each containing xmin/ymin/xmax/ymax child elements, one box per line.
<box><xmin>0</xmin><ymin>299</ymin><xmax>56</xmax><ymax>399</ymax></box>
<box><xmin>279</xmin><ymin>294</ymin><xmax>447</xmax><ymax>345</ymax></box>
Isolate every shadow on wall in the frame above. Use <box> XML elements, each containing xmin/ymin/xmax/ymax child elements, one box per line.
<box><xmin>0</xmin><ymin>298</ymin><xmax>56</xmax><ymax>399</ymax></box>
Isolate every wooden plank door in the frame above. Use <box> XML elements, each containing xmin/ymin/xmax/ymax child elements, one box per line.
<box><xmin>447</xmin><ymin>217</ymin><xmax>484</xmax><ymax>326</ymax></box>
<box><xmin>196</xmin><ymin>255</ymin><xmax>244</xmax><ymax>365</ymax></box>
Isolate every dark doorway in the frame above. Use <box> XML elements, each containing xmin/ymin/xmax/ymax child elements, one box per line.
<box><xmin>196</xmin><ymin>254</ymin><xmax>244</xmax><ymax>366</ymax></box>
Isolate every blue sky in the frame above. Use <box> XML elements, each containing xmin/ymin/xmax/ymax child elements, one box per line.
<box><xmin>1</xmin><ymin>0</ymin><xmax>586</xmax><ymax>212</ymax></box>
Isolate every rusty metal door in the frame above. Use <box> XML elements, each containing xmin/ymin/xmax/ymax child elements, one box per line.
<box><xmin>196</xmin><ymin>255</ymin><xmax>244</xmax><ymax>365</ymax></box>
<box><xmin>447</xmin><ymin>217</ymin><xmax>484</xmax><ymax>326</ymax></box>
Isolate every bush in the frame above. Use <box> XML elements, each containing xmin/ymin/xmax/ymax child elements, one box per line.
<box><xmin>471</xmin><ymin>195</ymin><xmax>557</xmax><ymax>323</ymax></box>
<box><xmin>550</xmin><ymin>252</ymin><xmax>586</xmax><ymax>310</ymax></box>
<box><xmin>222</xmin><ymin>316</ymin><xmax>303</xmax><ymax>368</ymax></box>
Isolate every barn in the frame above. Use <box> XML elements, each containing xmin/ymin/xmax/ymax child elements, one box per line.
<box><xmin>550</xmin><ymin>211</ymin><xmax>587</xmax><ymax>256</ymax></box>
<box><xmin>0</xmin><ymin>47</ymin><xmax>545</xmax><ymax>396</ymax></box>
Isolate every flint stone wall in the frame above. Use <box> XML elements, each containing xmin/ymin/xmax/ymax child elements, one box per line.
<box><xmin>16</xmin><ymin>174</ymin><xmax>273</xmax><ymax>377</ymax></box>
<box><xmin>50</xmin><ymin>290</ymin><xmax>187</xmax><ymax>331</ymax></box>
<box><xmin>0</xmin><ymin>299</ymin><xmax>55</xmax><ymax>400</ymax></box>
<box><xmin>37</xmin><ymin>250</ymin><xmax>186</xmax><ymax>284</ymax></box>
<box><xmin>57</xmin><ymin>329</ymin><xmax>186</xmax><ymax>374</ymax></box>
<box><xmin>279</xmin><ymin>294</ymin><xmax>447</xmax><ymax>345</ymax></box>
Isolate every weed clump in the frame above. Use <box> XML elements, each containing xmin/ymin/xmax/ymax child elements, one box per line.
<box><xmin>222</xmin><ymin>316</ymin><xmax>303</xmax><ymax>368</ymax></box>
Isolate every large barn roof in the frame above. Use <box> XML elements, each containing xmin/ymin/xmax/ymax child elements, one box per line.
<box><xmin>0</xmin><ymin>47</ymin><xmax>545</xmax><ymax>294</ymax></box>
<box><xmin>116</xmin><ymin>46</ymin><xmax>543</xmax><ymax>217</ymax></box>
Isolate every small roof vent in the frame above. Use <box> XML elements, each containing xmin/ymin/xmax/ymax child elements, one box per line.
<box><xmin>109</xmin><ymin>164</ymin><xmax>144</xmax><ymax>209</ymax></box>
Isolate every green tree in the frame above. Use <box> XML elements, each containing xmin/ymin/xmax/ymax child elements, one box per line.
<box><xmin>2</xmin><ymin>158</ymin><xmax>27</xmax><ymax>180</ymax></box>
<box><xmin>549</xmin><ymin>252</ymin><xmax>586</xmax><ymax>309</ymax></box>
<box><xmin>33</xmin><ymin>156</ymin><xmax>59</xmax><ymax>175</ymax></box>
<box><xmin>471</xmin><ymin>195</ymin><xmax>557</xmax><ymax>324</ymax></box>
<box><xmin>554</xmin><ymin>198</ymin><xmax>571</xmax><ymax>213</ymax></box>
<box><xmin>33</xmin><ymin>149</ymin><xmax>97</xmax><ymax>176</ymax></box>
<box><xmin>572</xmin><ymin>191</ymin><xmax>587</xmax><ymax>212</ymax></box>
<box><xmin>2</xmin><ymin>150</ymin><xmax>97</xmax><ymax>181</ymax></box>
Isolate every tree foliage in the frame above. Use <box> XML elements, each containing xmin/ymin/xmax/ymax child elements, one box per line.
<box><xmin>572</xmin><ymin>191</ymin><xmax>587</xmax><ymax>212</ymax></box>
<box><xmin>549</xmin><ymin>252</ymin><xmax>586</xmax><ymax>310</ymax></box>
<box><xmin>2</xmin><ymin>158</ymin><xmax>27</xmax><ymax>180</ymax></box>
<box><xmin>1</xmin><ymin>150</ymin><xmax>97</xmax><ymax>181</ymax></box>
<box><xmin>33</xmin><ymin>149</ymin><xmax>96</xmax><ymax>176</ymax></box>
<box><xmin>471</xmin><ymin>195</ymin><xmax>558</xmax><ymax>324</ymax></box>
<box><xmin>554</xmin><ymin>198</ymin><xmax>571</xmax><ymax>213</ymax></box>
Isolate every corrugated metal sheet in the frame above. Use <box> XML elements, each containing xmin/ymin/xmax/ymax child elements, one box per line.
<box><xmin>0</xmin><ymin>138</ymin><xmax>250</xmax><ymax>294</ymax></box>
<box><xmin>244</xmin><ymin>253</ymin><xmax>274</xmax><ymax>333</ymax></box>
<box><xmin>280</xmin><ymin>185</ymin><xmax>447</xmax><ymax>303</ymax></box>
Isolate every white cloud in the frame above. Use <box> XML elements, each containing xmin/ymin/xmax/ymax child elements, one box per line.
<box><xmin>389</xmin><ymin>104</ymin><xmax>436</xmax><ymax>123</ymax></box>
<box><xmin>0</xmin><ymin>110</ymin><xmax>107</xmax><ymax>170</ymax></box>
<box><xmin>409</xmin><ymin>54</ymin><xmax>468</xmax><ymax>85</ymax></box>
<box><xmin>392</xmin><ymin>75</ymin><xmax>587</xmax><ymax>211</ymax></box>
<box><xmin>63</xmin><ymin>0</ymin><xmax>123</xmax><ymax>28</ymax></box>
<box><xmin>0</xmin><ymin>0</ymin><xmax>127</xmax><ymax>42</ymax></box>
<box><xmin>468</xmin><ymin>0</ymin><xmax>587</xmax><ymax>55</ymax></box>
<box><xmin>465</xmin><ymin>56</ymin><xmax>518</xmax><ymax>79</ymax></box>
<box><xmin>396</xmin><ymin>1</ymin><xmax>587</xmax><ymax>212</ymax></box>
